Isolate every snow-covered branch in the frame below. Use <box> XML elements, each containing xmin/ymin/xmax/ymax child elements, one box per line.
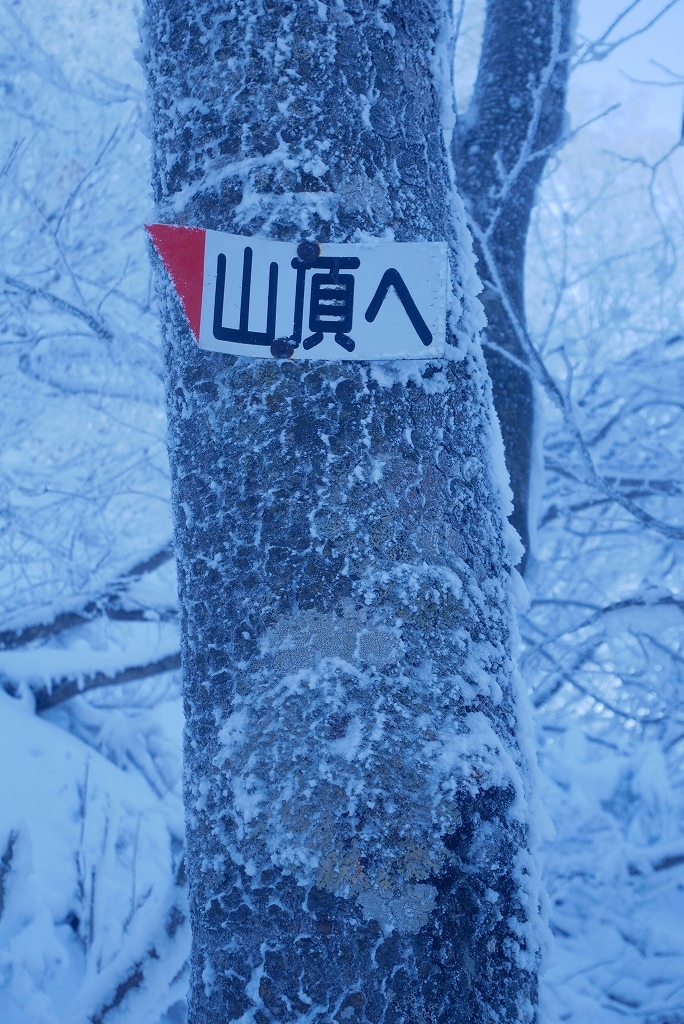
<box><xmin>33</xmin><ymin>653</ymin><xmax>182</xmax><ymax>712</ymax></box>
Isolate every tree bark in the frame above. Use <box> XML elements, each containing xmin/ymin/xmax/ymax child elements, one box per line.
<box><xmin>142</xmin><ymin>2</ymin><xmax>542</xmax><ymax>1022</ymax></box>
<box><xmin>454</xmin><ymin>0</ymin><xmax>574</xmax><ymax>566</ymax></box>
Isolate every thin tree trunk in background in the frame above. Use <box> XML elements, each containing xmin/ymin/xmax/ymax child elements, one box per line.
<box><xmin>455</xmin><ymin>0</ymin><xmax>574</xmax><ymax>568</ymax></box>
<box><xmin>142</xmin><ymin>2</ymin><xmax>542</xmax><ymax>1022</ymax></box>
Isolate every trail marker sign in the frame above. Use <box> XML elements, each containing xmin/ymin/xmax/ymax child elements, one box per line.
<box><xmin>146</xmin><ymin>225</ymin><xmax>448</xmax><ymax>361</ymax></box>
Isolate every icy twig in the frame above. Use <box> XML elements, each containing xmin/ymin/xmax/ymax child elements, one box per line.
<box><xmin>469</xmin><ymin>219</ymin><xmax>684</xmax><ymax>543</ymax></box>
<box><xmin>0</xmin><ymin>544</ymin><xmax>175</xmax><ymax>651</ymax></box>
<box><xmin>33</xmin><ymin>652</ymin><xmax>182</xmax><ymax>712</ymax></box>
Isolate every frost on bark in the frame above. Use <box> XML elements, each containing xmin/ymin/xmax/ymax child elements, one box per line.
<box><xmin>141</xmin><ymin>2</ymin><xmax>542</xmax><ymax>1022</ymax></box>
<box><xmin>454</xmin><ymin>0</ymin><xmax>573</xmax><ymax>563</ymax></box>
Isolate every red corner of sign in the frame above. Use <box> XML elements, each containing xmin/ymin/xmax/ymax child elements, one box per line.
<box><xmin>145</xmin><ymin>223</ymin><xmax>206</xmax><ymax>341</ymax></box>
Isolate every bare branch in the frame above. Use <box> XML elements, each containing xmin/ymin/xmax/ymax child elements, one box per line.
<box><xmin>3</xmin><ymin>274</ymin><xmax>114</xmax><ymax>343</ymax></box>
<box><xmin>530</xmin><ymin>594</ymin><xmax>684</xmax><ymax>648</ymax></box>
<box><xmin>531</xmin><ymin>643</ymin><xmax>599</xmax><ymax>708</ymax></box>
<box><xmin>0</xmin><ymin>830</ymin><xmax>17</xmax><ymax>923</ymax></box>
<box><xmin>536</xmin><ymin>654</ymin><xmax>663</xmax><ymax>724</ymax></box>
<box><xmin>53</xmin><ymin>126</ymin><xmax>120</xmax><ymax>238</ymax></box>
<box><xmin>653</xmin><ymin>852</ymin><xmax>684</xmax><ymax>871</ymax></box>
<box><xmin>0</xmin><ymin>139</ymin><xmax>25</xmax><ymax>179</ymax></box>
<box><xmin>622</xmin><ymin>67</ymin><xmax>684</xmax><ymax>86</ymax></box>
<box><xmin>574</xmin><ymin>0</ymin><xmax>682</xmax><ymax>68</ymax></box>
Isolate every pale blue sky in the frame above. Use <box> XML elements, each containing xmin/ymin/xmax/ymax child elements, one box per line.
<box><xmin>574</xmin><ymin>0</ymin><xmax>684</xmax><ymax>139</ymax></box>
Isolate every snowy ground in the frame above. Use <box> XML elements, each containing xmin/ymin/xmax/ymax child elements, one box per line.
<box><xmin>1</xmin><ymin>0</ymin><xmax>683</xmax><ymax>1021</ymax></box>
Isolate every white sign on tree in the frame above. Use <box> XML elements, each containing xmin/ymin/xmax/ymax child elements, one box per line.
<box><xmin>146</xmin><ymin>225</ymin><xmax>448</xmax><ymax>360</ymax></box>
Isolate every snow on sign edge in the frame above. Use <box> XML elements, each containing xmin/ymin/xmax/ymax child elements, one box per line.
<box><xmin>146</xmin><ymin>225</ymin><xmax>448</xmax><ymax>361</ymax></box>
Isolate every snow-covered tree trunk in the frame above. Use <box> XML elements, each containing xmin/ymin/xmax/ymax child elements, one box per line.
<box><xmin>141</xmin><ymin>2</ymin><xmax>542</xmax><ymax>1022</ymax></box>
<box><xmin>454</xmin><ymin>0</ymin><xmax>573</xmax><ymax>564</ymax></box>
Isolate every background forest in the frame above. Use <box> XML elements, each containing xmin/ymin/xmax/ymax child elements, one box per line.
<box><xmin>0</xmin><ymin>0</ymin><xmax>683</xmax><ymax>1021</ymax></box>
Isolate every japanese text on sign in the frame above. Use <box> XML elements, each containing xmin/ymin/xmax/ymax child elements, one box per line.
<box><xmin>146</xmin><ymin>225</ymin><xmax>448</xmax><ymax>361</ymax></box>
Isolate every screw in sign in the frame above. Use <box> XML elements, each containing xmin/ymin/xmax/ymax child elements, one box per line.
<box><xmin>146</xmin><ymin>225</ymin><xmax>448</xmax><ymax>361</ymax></box>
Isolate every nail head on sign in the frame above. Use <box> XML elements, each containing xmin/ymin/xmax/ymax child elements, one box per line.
<box><xmin>271</xmin><ymin>337</ymin><xmax>296</xmax><ymax>359</ymax></box>
<box><xmin>297</xmin><ymin>240</ymin><xmax>321</xmax><ymax>264</ymax></box>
